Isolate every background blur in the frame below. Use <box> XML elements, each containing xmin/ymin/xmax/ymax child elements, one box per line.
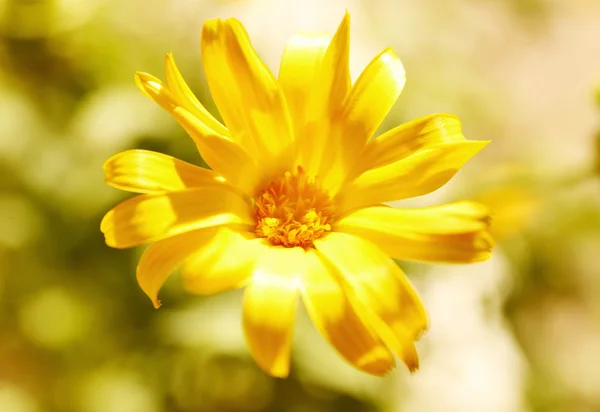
<box><xmin>1</xmin><ymin>0</ymin><xmax>600</xmax><ymax>411</ymax></box>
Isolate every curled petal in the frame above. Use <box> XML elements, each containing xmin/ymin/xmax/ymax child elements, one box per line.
<box><xmin>182</xmin><ymin>228</ymin><xmax>267</xmax><ymax>295</ymax></box>
<box><xmin>320</xmin><ymin>48</ymin><xmax>406</xmax><ymax>191</ymax></box>
<box><xmin>164</xmin><ymin>53</ymin><xmax>230</xmax><ymax>137</ymax></box>
<box><xmin>136</xmin><ymin>228</ymin><xmax>218</xmax><ymax>308</ymax></box>
<box><xmin>335</xmin><ymin>201</ymin><xmax>493</xmax><ymax>263</ymax></box>
<box><xmin>340</xmin><ymin>141</ymin><xmax>490</xmax><ymax>210</ymax></box>
<box><xmin>201</xmin><ymin>18</ymin><xmax>294</xmax><ymax>169</ymax></box>
<box><xmin>103</xmin><ymin>149</ymin><xmax>225</xmax><ymax>194</ymax></box>
<box><xmin>135</xmin><ymin>72</ymin><xmax>260</xmax><ymax>193</ymax></box>
<box><xmin>300</xmin><ymin>250</ymin><xmax>395</xmax><ymax>375</ymax></box>
<box><xmin>315</xmin><ymin>233</ymin><xmax>428</xmax><ymax>371</ymax></box>
<box><xmin>357</xmin><ymin>114</ymin><xmax>466</xmax><ymax>176</ymax></box>
<box><xmin>172</xmin><ymin>108</ymin><xmax>262</xmax><ymax>195</ymax></box>
<box><xmin>343</xmin><ymin>48</ymin><xmax>406</xmax><ymax>144</ymax></box>
<box><xmin>100</xmin><ymin>186</ymin><xmax>253</xmax><ymax>249</ymax></box>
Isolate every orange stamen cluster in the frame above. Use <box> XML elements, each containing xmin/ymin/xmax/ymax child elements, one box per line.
<box><xmin>254</xmin><ymin>167</ymin><xmax>336</xmax><ymax>248</ymax></box>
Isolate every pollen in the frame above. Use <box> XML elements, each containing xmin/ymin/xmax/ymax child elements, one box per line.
<box><xmin>254</xmin><ymin>167</ymin><xmax>336</xmax><ymax>248</ymax></box>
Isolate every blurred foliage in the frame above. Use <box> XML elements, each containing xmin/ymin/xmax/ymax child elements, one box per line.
<box><xmin>2</xmin><ymin>0</ymin><xmax>600</xmax><ymax>411</ymax></box>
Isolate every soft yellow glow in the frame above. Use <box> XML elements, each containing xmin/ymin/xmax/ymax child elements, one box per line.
<box><xmin>0</xmin><ymin>195</ymin><xmax>41</xmax><ymax>249</ymax></box>
<box><xmin>80</xmin><ymin>369</ymin><xmax>160</xmax><ymax>412</ymax></box>
<box><xmin>19</xmin><ymin>287</ymin><xmax>89</xmax><ymax>349</ymax></box>
<box><xmin>0</xmin><ymin>384</ymin><xmax>38</xmax><ymax>412</ymax></box>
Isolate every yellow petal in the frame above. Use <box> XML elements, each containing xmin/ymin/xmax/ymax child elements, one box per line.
<box><xmin>201</xmin><ymin>18</ymin><xmax>294</xmax><ymax>168</ymax></box>
<box><xmin>136</xmin><ymin>228</ymin><xmax>218</xmax><ymax>308</ymax></box>
<box><xmin>103</xmin><ymin>149</ymin><xmax>226</xmax><ymax>194</ymax></box>
<box><xmin>335</xmin><ymin>202</ymin><xmax>493</xmax><ymax>263</ymax></box>
<box><xmin>296</xmin><ymin>12</ymin><xmax>351</xmax><ymax>181</ymax></box>
<box><xmin>300</xmin><ymin>250</ymin><xmax>395</xmax><ymax>375</ymax></box>
<box><xmin>343</xmin><ymin>48</ymin><xmax>406</xmax><ymax>142</ymax></box>
<box><xmin>164</xmin><ymin>53</ymin><xmax>230</xmax><ymax>137</ymax></box>
<box><xmin>243</xmin><ymin>247</ymin><xmax>303</xmax><ymax>378</ymax></box>
<box><xmin>135</xmin><ymin>72</ymin><xmax>180</xmax><ymax>112</ymax></box>
<box><xmin>278</xmin><ymin>33</ymin><xmax>330</xmax><ymax>138</ymax></box>
<box><xmin>355</xmin><ymin>114</ymin><xmax>466</xmax><ymax>177</ymax></box>
<box><xmin>134</xmin><ymin>72</ymin><xmax>153</xmax><ymax>99</ymax></box>
<box><xmin>315</xmin><ymin>233</ymin><xmax>428</xmax><ymax>371</ymax></box>
<box><xmin>320</xmin><ymin>48</ymin><xmax>406</xmax><ymax>192</ymax></box>
<box><xmin>172</xmin><ymin>108</ymin><xmax>261</xmax><ymax>195</ymax></box>
<box><xmin>181</xmin><ymin>228</ymin><xmax>266</xmax><ymax>295</ymax></box>
<box><xmin>135</xmin><ymin>72</ymin><xmax>260</xmax><ymax>194</ymax></box>
<box><xmin>309</xmin><ymin>11</ymin><xmax>351</xmax><ymax>120</ymax></box>
<box><xmin>339</xmin><ymin>201</ymin><xmax>490</xmax><ymax>234</ymax></box>
<box><xmin>341</xmin><ymin>141</ymin><xmax>490</xmax><ymax>211</ymax></box>
<box><xmin>100</xmin><ymin>186</ymin><xmax>253</xmax><ymax>249</ymax></box>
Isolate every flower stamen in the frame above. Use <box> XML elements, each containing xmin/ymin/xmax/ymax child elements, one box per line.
<box><xmin>254</xmin><ymin>167</ymin><xmax>335</xmax><ymax>248</ymax></box>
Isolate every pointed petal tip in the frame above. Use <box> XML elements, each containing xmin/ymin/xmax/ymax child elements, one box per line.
<box><xmin>474</xmin><ymin>250</ymin><xmax>494</xmax><ymax>263</ymax></box>
<box><xmin>246</xmin><ymin>339</ymin><xmax>292</xmax><ymax>379</ymax></box>
<box><xmin>340</xmin><ymin>10</ymin><xmax>351</xmax><ymax>30</ymax></box>
<box><xmin>102</xmin><ymin>149</ymin><xmax>132</xmax><ymax>173</ymax></box>
<box><xmin>374</xmin><ymin>47</ymin><xmax>404</xmax><ymax>75</ymax></box>
<box><xmin>102</xmin><ymin>162</ymin><xmax>111</xmax><ymax>176</ymax></box>
<box><xmin>398</xmin><ymin>343</ymin><xmax>420</xmax><ymax>373</ymax></box>
<box><xmin>102</xmin><ymin>233</ymin><xmax>128</xmax><ymax>250</ymax></box>
<box><xmin>263</xmin><ymin>363</ymin><xmax>291</xmax><ymax>379</ymax></box>
<box><xmin>201</xmin><ymin>17</ymin><xmax>224</xmax><ymax>39</ymax></box>
<box><xmin>464</xmin><ymin>139</ymin><xmax>491</xmax><ymax>150</ymax></box>
<box><xmin>406</xmin><ymin>354</ymin><xmax>420</xmax><ymax>373</ymax></box>
<box><xmin>355</xmin><ymin>346</ymin><xmax>396</xmax><ymax>376</ymax></box>
<box><xmin>414</xmin><ymin>322</ymin><xmax>430</xmax><ymax>340</ymax></box>
<box><xmin>100</xmin><ymin>210</ymin><xmax>112</xmax><ymax>234</ymax></box>
<box><xmin>331</xmin><ymin>10</ymin><xmax>350</xmax><ymax>37</ymax></box>
<box><xmin>134</xmin><ymin>72</ymin><xmax>152</xmax><ymax>99</ymax></box>
<box><xmin>137</xmin><ymin>266</ymin><xmax>163</xmax><ymax>309</ymax></box>
<box><xmin>135</xmin><ymin>72</ymin><xmax>158</xmax><ymax>88</ymax></box>
<box><xmin>164</xmin><ymin>53</ymin><xmax>175</xmax><ymax>71</ymax></box>
<box><xmin>134</xmin><ymin>72</ymin><xmax>164</xmax><ymax>99</ymax></box>
<box><xmin>139</xmin><ymin>273</ymin><xmax>162</xmax><ymax>309</ymax></box>
<box><xmin>164</xmin><ymin>53</ymin><xmax>177</xmax><ymax>77</ymax></box>
<box><xmin>165</xmin><ymin>52</ymin><xmax>178</xmax><ymax>71</ymax></box>
<box><xmin>134</xmin><ymin>71</ymin><xmax>148</xmax><ymax>82</ymax></box>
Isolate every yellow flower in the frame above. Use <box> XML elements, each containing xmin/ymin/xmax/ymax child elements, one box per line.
<box><xmin>101</xmin><ymin>13</ymin><xmax>492</xmax><ymax>378</ymax></box>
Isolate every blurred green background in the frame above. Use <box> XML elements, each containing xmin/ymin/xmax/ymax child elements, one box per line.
<box><xmin>1</xmin><ymin>0</ymin><xmax>600</xmax><ymax>411</ymax></box>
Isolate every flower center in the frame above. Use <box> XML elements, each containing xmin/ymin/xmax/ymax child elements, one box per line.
<box><xmin>254</xmin><ymin>167</ymin><xmax>336</xmax><ymax>248</ymax></box>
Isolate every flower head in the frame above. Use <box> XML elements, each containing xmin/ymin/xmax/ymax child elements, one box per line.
<box><xmin>101</xmin><ymin>12</ymin><xmax>492</xmax><ymax>378</ymax></box>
